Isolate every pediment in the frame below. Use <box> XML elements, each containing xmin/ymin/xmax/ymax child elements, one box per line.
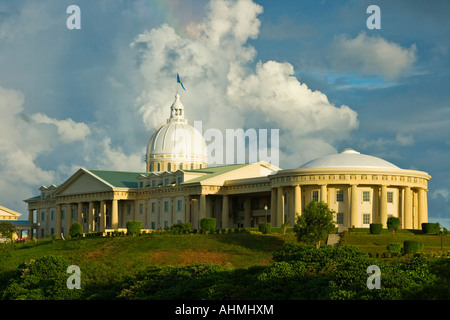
<box><xmin>0</xmin><ymin>206</ymin><xmax>21</xmax><ymax>219</ymax></box>
<box><xmin>55</xmin><ymin>169</ymin><xmax>113</xmax><ymax>196</ymax></box>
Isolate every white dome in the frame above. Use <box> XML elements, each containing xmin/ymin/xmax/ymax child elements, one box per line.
<box><xmin>299</xmin><ymin>148</ymin><xmax>400</xmax><ymax>169</ymax></box>
<box><xmin>146</xmin><ymin>93</ymin><xmax>207</xmax><ymax>165</ymax></box>
<box><xmin>148</xmin><ymin>121</ymin><xmax>207</xmax><ymax>159</ymax></box>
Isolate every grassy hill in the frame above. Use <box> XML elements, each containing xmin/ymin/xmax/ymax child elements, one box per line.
<box><xmin>0</xmin><ymin>232</ymin><xmax>291</xmax><ymax>292</ymax></box>
<box><xmin>1</xmin><ymin>230</ymin><xmax>449</xmax><ymax>300</ymax></box>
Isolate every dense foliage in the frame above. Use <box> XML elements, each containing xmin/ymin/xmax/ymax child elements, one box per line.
<box><xmin>69</xmin><ymin>222</ymin><xmax>82</xmax><ymax>238</ymax></box>
<box><xmin>386</xmin><ymin>217</ymin><xmax>400</xmax><ymax>235</ymax></box>
<box><xmin>370</xmin><ymin>223</ymin><xmax>382</xmax><ymax>234</ymax></box>
<box><xmin>1</xmin><ymin>236</ymin><xmax>449</xmax><ymax>300</ymax></box>
<box><xmin>294</xmin><ymin>201</ymin><xmax>335</xmax><ymax>248</ymax></box>
<box><xmin>422</xmin><ymin>223</ymin><xmax>441</xmax><ymax>235</ymax></box>
<box><xmin>170</xmin><ymin>222</ymin><xmax>192</xmax><ymax>234</ymax></box>
<box><xmin>403</xmin><ymin>240</ymin><xmax>424</xmax><ymax>254</ymax></box>
<box><xmin>258</xmin><ymin>222</ymin><xmax>271</xmax><ymax>234</ymax></box>
<box><xmin>1</xmin><ymin>256</ymin><xmax>83</xmax><ymax>300</ymax></box>
<box><xmin>0</xmin><ymin>221</ymin><xmax>16</xmax><ymax>239</ymax></box>
<box><xmin>126</xmin><ymin>221</ymin><xmax>143</xmax><ymax>236</ymax></box>
<box><xmin>200</xmin><ymin>218</ymin><xmax>216</xmax><ymax>233</ymax></box>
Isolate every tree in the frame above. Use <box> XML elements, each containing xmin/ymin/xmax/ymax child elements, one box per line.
<box><xmin>387</xmin><ymin>217</ymin><xmax>400</xmax><ymax>235</ymax></box>
<box><xmin>0</xmin><ymin>221</ymin><xmax>16</xmax><ymax>239</ymax></box>
<box><xmin>69</xmin><ymin>222</ymin><xmax>82</xmax><ymax>238</ymax></box>
<box><xmin>294</xmin><ymin>201</ymin><xmax>335</xmax><ymax>248</ymax></box>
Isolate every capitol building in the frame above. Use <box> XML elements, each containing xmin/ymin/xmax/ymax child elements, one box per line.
<box><xmin>25</xmin><ymin>93</ymin><xmax>431</xmax><ymax>238</ymax></box>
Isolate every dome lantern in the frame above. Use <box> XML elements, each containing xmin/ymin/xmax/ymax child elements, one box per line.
<box><xmin>170</xmin><ymin>92</ymin><xmax>185</xmax><ymax>121</ymax></box>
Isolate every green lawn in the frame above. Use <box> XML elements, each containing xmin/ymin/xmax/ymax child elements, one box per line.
<box><xmin>340</xmin><ymin>229</ymin><xmax>450</xmax><ymax>256</ymax></box>
<box><xmin>0</xmin><ymin>233</ymin><xmax>288</xmax><ymax>287</ymax></box>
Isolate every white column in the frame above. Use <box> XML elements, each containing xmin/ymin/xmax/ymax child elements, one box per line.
<box><xmin>404</xmin><ymin>186</ymin><xmax>413</xmax><ymax>229</ymax></box>
<box><xmin>222</xmin><ymin>195</ymin><xmax>229</xmax><ymax>229</ymax></box>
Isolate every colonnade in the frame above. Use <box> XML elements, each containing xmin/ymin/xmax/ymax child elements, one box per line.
<box><xmin>269</xmin><ymin>184</ymin><xmax>428</xmax><ymax>229</ymax></box>
<box><xmin>29</xmin><ymin>199</ymin><xmax>119</xmax><ymax>239</ymax></box>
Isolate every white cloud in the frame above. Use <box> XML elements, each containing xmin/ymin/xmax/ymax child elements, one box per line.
<box><xmin>95</xmin><ymin>137</ymin><xmax>145</xmax><ymax>172</ymax></box>
<box><xmin>395</xmin><ymin>133</ymin><xmax>414</xmax><ymax>146</ymax></box>
<box><xmin>328</xmin><ymin>32</ymin><xmax>417</xmax><ymax>80</ymax></box>
<box><xmin>432</xmin><ymin>189</ymin><xmax>450</xmax><ymax>200</ymax></box>
<box><xmin>131</xmin><ymin>0</ymin><xmax>358</xmax><ymax>169</ymax></box>
<box><xmin>31</xmin><ymin>113</ymin><xmax>91</xmax><ymax>143</ymax></box>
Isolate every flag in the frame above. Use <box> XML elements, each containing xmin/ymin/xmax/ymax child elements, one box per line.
<box><xmin>177</xmin><ymin>73</ymin><xmax>186</xmax><ymax>91</ymax></box>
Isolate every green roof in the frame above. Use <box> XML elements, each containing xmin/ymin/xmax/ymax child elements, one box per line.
<box><xmin>87</xmin><ymin>169</ymin><xmax>146</xmax><ymax>188</ymax></box>
<box><xmin>182</xmin><ymin>163</ymin><xmax>249</xmax><ymax>184</ymax></box>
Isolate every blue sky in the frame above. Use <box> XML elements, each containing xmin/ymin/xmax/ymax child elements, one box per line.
<box><xmin>0</xmin><ymin>0</ymin><xmax>449</xmax><ymax>227</ymax></box>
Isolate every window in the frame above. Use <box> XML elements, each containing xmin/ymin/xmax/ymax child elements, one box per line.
<box><xmin>363</xmin><ymin>213</ymin><xmax>370</xmax><ymax>225</ymax></box>
<box><xmin>72</xmin><ymin>208</ymin><xmax>76</xmax><ymax>220</ymax></box>
<box><xmin>51</xmin><ymin>211</ymin><xmax>55</xmax><ymax>221</ymax></box>
<box><xmin>151</xmin><ymin>222</ymin><xmax>155</xmax><ymax>229</ymax></box>
<box><xmin>157</xmin><ymin>163</ymin><xmax>161</xmax><ymax>171</ymax></box>
<box><xmin>179</xmin><ymin>163</ymin><xmax>183</xmax><ymax>170</ymax></box>
<box><xmin>127</xmin><ymin>205</ymin><xmax>131</xmax><ymax>215</ymax></box>
<box><xmin>61</xmin><ymin>210</ymin><xmax>65</xmax><ymax>220</ymax></box>
<box><xmin>363</xmin><ymin>191</ymin><xmax>370</xmax><ymax>202</ymax></box>
<box><xmin>139</xmin><ymin>204</ymin><xmax>143</xmax><ymax>214</ymax></box>
<box><xmin>178</xmin><ymin>177</ymin><xmax>183</xmax><ymax>184</ymax></box>
<box><xmin>152</xmin><ymin>180</ymin><xmax>156</xmax><ymax>187</ymax></box>
<box><xmin>139</xmin><ymin>181</ymin><xmax>143</xmax><ymax>188</ymax></box>
<box><xmin>164</xmin><ymin>221</ymin><xmax>168</xmax><ymax>228</ymax></box>
<box><xmin>336</xmin><ymin>213</ymin><xmax>344</xmax><ymax>224</ymax></box>
<box><xmin>164</xmin><ymin>201</ymin><xmax>169</xmax><ymax>212</ymax></box>
<box><xmin>151</xmin><ymin>202</ymin><xmax>155</xmax><ymax>213</ymax></box>
<box><xmin>177</xmin><ymin>200</ymin><xmax>182</xmax><ymax>211</ymax></box>
<box><xmin>312</xmin><ymin>190</ymin><xmax>319</xmax><ymax>202</ymax></box>
<box><xmin>41</xmin><ymin>212</ymin><xmax>45</xmax><ymax>221</ymax></box>
<box><xmin>387</xmin><ymin>192</ymin><xmax>393</xmax><ymax>203</ymax></box>
<box><xmin>165</xmin><ymin>178</ymin><xmax>169</xmax><ymax>186</ymax></box>
<box><xmin>168</xmin><ymin>163</ymin><xmax>171</xmax><ymax>172</ymax></box>
<box><xmin>336</xmin><ymin>190</ymin><xmax>344</xmax><ymax>202</ymax></box>
<box><xmin>190</xmin><ymin>163</ymin><xmax>194</xmax><ymax>170</ymax></box>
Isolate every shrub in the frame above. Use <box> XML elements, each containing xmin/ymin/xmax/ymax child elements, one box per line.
<box><xmin>200</xmin><ymin>218</ymin><xmax>216</xmax><ymax>233</ymax></box>
<box><xmin>403</xmin><ymin>240</ymin><xmax>424</xmax><ymax>254</ymax></box>
<box><xmin>126</xmin><ymin>220</ymin><xmax>142</xmax><ymax>236</ymax></box>
<box><xmin>69</xmin><ymin>222</ymin><xmax>82</xmax><ymax>238</ymax></box>
<box><xmin>370</xmin><ymin>223</ymin><xmax>383</xmax><ymax>234</ymax></box>
<box><xmin>386</xmin><ymin>243</ymin><xmax>402</xmax><ymax>253</ymax></box>
<box><xmin>422</xmin><ymin>222</ymin><xmax>440</xmax><ymax>235</ymax></box>
<box><xmin>171</xmin><ymin>222</ymin><xmax>192</xmax><ymax>233</ymax></box>
<box><xmin>387</xmin><ymin>217</ymin><xmax>400</xmax><ymax>234</ymax></box>
<box><xmin>259</xmin><ymin>222</ymin><xmax>271</xmax><ymax>234</ymax></box>
<box><xmin>2</xmin><ymin>256</ymin><xmax>83</xmax><ymax>300</ymax></box>
<box><xmin>0</xmin><ymin>221</ymin><xmax>16</xmax><ymax>239</ymax></box>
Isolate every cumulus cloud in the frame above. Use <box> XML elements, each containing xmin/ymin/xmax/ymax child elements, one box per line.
<box><xmin>328</xmin><ymin>32</ymin><xmax>417</xmax><ymax>80</ymax></box>
<box><xmin>31</xmin><ymin>113</ymin><xmax>91</xmax><ymax>143</ymax></box>
<box><xmin>132</xmin><ymin>0</ymin><xmax>359</xmax><ymax>168</ymax></box>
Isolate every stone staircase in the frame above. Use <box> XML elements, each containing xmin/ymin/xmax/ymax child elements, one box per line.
<box><xmin>326</xmin><ymin>233</ymin><xmax>341</xmax><ymax>247</ymax></box>
<box><xmin>326</xmin><ymin>227</ymin><xmax>348</xmax><ymax>246</ymax></box>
